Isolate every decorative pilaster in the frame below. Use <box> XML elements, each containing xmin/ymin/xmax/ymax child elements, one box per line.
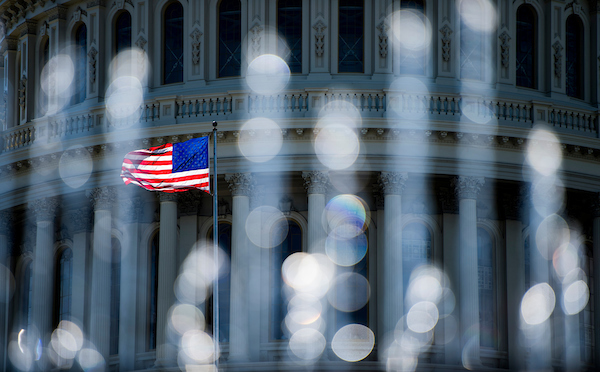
<box><xmin>452</xmin><ymin>176</ymin><xmax>484</xmax><ymax>368</ymax></box>
<box><xmin>69</xmin><ymin>207</ymin><xmax>91</xmax><ymax>326</ymax></box>
<box><xmin>593</xmin><ymin>194</ymin><xmax>600</xmax><ymax>366</ymax></box>
<box><xmin>302</xmin><ymin>171</ymin><xmax>329</xmax><ymax>253</ymax></box>
<box><xmin>0</xmin><ymin>210</ymin><xmax>12</xmax><ymax>372</ymax></box>
<box><xmin>377</xmin><ymin>172</ymin><xmax>408</xmax><ymax>347</ymax></box>
<box><xmin>155</xmin><ymin>192</ymin><xmax>178</xmax><ymax>366</ymax></box>
<box><xmin>88</xmin><ymin>187</ymin><xmax>115</xmax><ymax>363</ymax></box>
<box><xmin>28</xmin><ymin>197</ymin><xmax>59</xmax><ymax>370</ymax></box>
<box><xmin>225</xmin><ymin>173</ymin><xmax>253</xmax><ymax>361</ymax></box>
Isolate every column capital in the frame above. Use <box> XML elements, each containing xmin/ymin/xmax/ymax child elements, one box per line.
<box><xmin>88</xmin><ymin>187</ymin><xmax>116</xmax><ymax>211</ymax></box>
<box><xmin>453</xmin><ymin>176</ymin><xmax>485</xmax><ymax>200</ymax></box>
<box><xmin>302</xmin><ymin>171</ymin><xmax>329</xmax><ymax>194</ymax></box>
<box><xmin>158</xmin><ymin>192</ymin><xmax>178</xmax><ymax>203</ymax></box>
<box><xmin>378</xmin><ymin>172</ymin><xmax>408</xmax><ymax>196</ymax></box>
<box><xmin>178</xmin><ymin>191</ymin><xmax>201</xmax><ymax>215</ymax></box>
<box><xmin>70</xmin><ymin>207</ymin><xmax>92</xmax><ymax>233</ymax></box>
<box><xmin>28</xmin><ymin>197</ymin><xmax>59</xmax><ymax>222</ymax></box>
<box><xmin>225</xmin><ymin>173</ymin><xmax>254</xmax><ymax>197</ymax></box>
<box><xmin>0</xmin><ymin>210</ymin><xmax>13</xmax><ymax>235</ymax></box>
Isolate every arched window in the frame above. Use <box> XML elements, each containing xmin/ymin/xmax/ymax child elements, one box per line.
<box><xmin>148</xmin><ymin>232</ymin><xmax>159</xmax><ymax>350</ymax></box>
<box><xmin>38</xmin><ymin>38</ymin><xmax>50</xmax><ymax>116</ymax></box>
<box><xmin>218</xmin><ymin>0</ymin><xmax>241</xmax><ymax>78</ymax></box>
<box><xmin>206</xmin><ymin>223</ymin><xmax>232</xmax><ymax>342</ymax></box>
<box><xmin>460</xmin><ymin>0</ymin><xmax>483</xmax><ymax>80</ymax></box>
<box><xmin>566</xmin><ymin>15</ymin><xmax>584</xmax><ymax>99</ymax></box>
<box><xmin>338</xmin><ymin>0</ymin><xmax>364</xmax><ymax>73</ymax></box>
<box><xmin>73</xmin><ymin>24</ymin><xmax>87</xmax><ymax>104</ymax></box>
<box><xmin>270</xmin><ymin>219</ymin><xmax>302</xmax><ymax>340</ymax></box>
<box><xmin>163</xmin><ymin>2</ymin><xmax>184</xmax><ymax>84</ymax></box>
<box><xmin>110</xmin><ymin>238</ymin><xmax>121</xmax><ymax>355</ymax></box>
<box><xmin>402</xmin><ymin>222</ymin><xmax>432</xmax><ymax>296</ymax></box>
<box><xmin>478</xmin><ymin>227</ymin><xmax>495</xmax><ymax>348</ymax></box>
<box><xmin>516</xmin><ymin>5</ymin><xmax>536</xmax><ymax>88</ymax></box>
<box><xmin>115</xmin><ymin>11</ymin><xmax>132</xmax><ymax>55</ymax></box>
<box><xmin>399</xmin><ymin>0</ymin><xmax>426</xmax><ymax>75</ymax></box>
<box><xmin>57</xmin><ymin>248</ymin><xmax>73</xmax><ymax>323</ymax></box>
<box><xmin>277</xmin><ymin>0</ymin><xmax>302</xmax><ymax>73</ymax></box>
<box><xmin>22</xmin><ymin>261</ymin><xmax>33</xmax><ymax>328</ymax></box>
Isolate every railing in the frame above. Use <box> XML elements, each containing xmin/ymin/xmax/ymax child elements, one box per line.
<box><xmin>49</xmin><ymin>115</ymin><xmax>94</xmax><ymax>138</ymax></box>
<box><xmin>248</xmin><ymin>93</ymin><xmax>308</xmax><ymax>113</ymax></box>
<box><xmin>549</xmin><ymin>107</ymin><xmax>596</xmax><ymax>134</ymax></box>
<box><xmin>176</xmin><ymin>96</ymin><xmax>232</xmax><ymax>118</ymax></box>
<box><xmin>323</xmin><ymin>92</ymin><xmax>386</xmax><ymax>112</ymax></box>
<box><xmin>3</xmin><ymin>125</ymin><xmax>34</xmax><ymax>151</ymax></box>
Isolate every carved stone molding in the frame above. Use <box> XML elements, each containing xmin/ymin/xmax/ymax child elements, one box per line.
<box><xmin>225</xmin><ymin>173</ymin><xmax>254</xmax><ymax>197</ymax></box>
<box><xmin>439</xmin><ymin>24</ymin><xmax>453</xmax><ymax>62</ymax></box>
<box><xmin>190</xmin><ymin>28</ymin><xmax>203</xmax><ymax>65</ymax></box>
<box><xmin>249</xmin><ymin>23</ymin><xmax>263</xmax><ymax>60</ymax></box>
<box><xmin>18</xmin><ymin>20</ymin><xmax>37</xmax><ymax>37</ymax></box>
<box><xmin>88</xmin><ymin>187</ymin><xmax>116</xmax><ymax>211</ymax></box>
<box><xmin>0</xmin><ymin>210</ymin><xmax>13</xmax><ymax>236</ymax></box>
<box><xmin>378</xmin><ymin>172</ymin><xmax>408</xmax><ymax>196</ymax></box>
<box><xmin>29</xmin><ymin>197</ymin><xmax>59</xmax><ymax>222</ymax></box>
<box><xmin>302</xmin><ymin>171</ymin><xmax>329</xmax><ymax>195</ymax></box>
<box><xmin>313</xmin><ymin>20</ymin><xmax>327</xmax><ymax>57</ymax></box>
<box><xmin>73</xmin><ymin>6</ymin><xmax>88</xmax><ymax>22</ymax></box>
<box><xmin>70</xmin><ymin>207</ymin><xmax>92</xmax><ymax>233</ymax></box>
<box><xmin>88</xmin><ymin>47</ymin><xmax>98</xmax><ymax>85</ymax></box>
<box><xmin>453</xmin><ymin>176</ymin><xmax>485</xmax><ymax>200</ymax></box>
<box><xmin>499</xmin><ymin>31</ymin><xmax>511</xmax><ymax>68</ymax></box>
<box><xmin>553</xmin><ymin>41</ymin><xmax>563</xmax><ymax>79</ymax></box>
<box><xmin>376</xmin><ymin>20</ymin><xmax>389</xmax><ymax>58</ymax></box>
<box><xmin>40</xmin><ymin>21</ymin><xmax>49</xmax><ymax>36</ymax></box>
<box><xmin>135</xmin><ymin>35</ymin><xmax>147</xmax><ymax>51</ymax></box>
<box><xmin>87</xmin><ymin>0</ymin><xmax>108</xmax><ymax>8</ymax></box>
<box><xmin>48</xmin><ymin>5</ymin><xmax>69</xmax><ymax>22</ymax></box>
<box><xmin>18</xmin><ymin>76</ymin><xmax>26</xmax><ymax>109</ymax></box>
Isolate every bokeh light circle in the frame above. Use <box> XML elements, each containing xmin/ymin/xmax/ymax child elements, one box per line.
<box><xmin>181</xmin><ymin>330</ymin><xmax>216</xmax><ymax>363</ymax></box>
<box><xmin>535</xmin><ymin>214</ymin><xmax>570</xmax><ymax>260</ymax></box>
<box><xmin>457</xmin><ymin>0</ymin><xmax>498</xmax><ymax>33</ymax></box>
<box><xmin>388</xmin><ymin>77</ymin><xmax>430</xmax><ymax>120</ymax></box>
<box><xmin>407</xmin><ymin>301</ymin><xmax>439</xmax><ymax>333</ymax></box>
<box><xmin>59</xmin><ymin>145</ymin><xmax>93</xmax><ymax>189</ymax></box>
<box><xmin>521</xmin><ymin>283</ymin><xmax>556</xmax><ymax>325</ymax></box>
<box><xmin>527</xmin><ymin>127</ymin><xmax>562</xmax><ymax>176</ymax></box>
<box><xmin>77</xmin><ymin>347</ymin><xmax>105</xmax><ymax>370</ymax></box>
<box><xmin>246</xmin><ymin>54</ymin><xmax>291</xmax><ymax>95</ymax></box>
<box><xmin>288</xmin><ymin>293</ymin><xmax>323</xmax><ymax>325</ymax></box>
<box><xmin>245</xmin><ymin>206</ymin><xmax>287</xmax><ymax>248</ymax></box>
<box><xmin>106</xmin><ymin>76</ymin><xmax>144</xmax><ymax>120</ymax></box>
<box><xmin>328</xmin><ymin>272</ymin><xmax>370</xmax><ymax>312</ymax></box>
<box><xmin>324</xmin><ymin>194</ymin><xmax>369</xmax><ymax>240</ymax></box>
<box><xmin>288</xmin><ymin>328</ymin><xmax>326</xmax><ymax>360</ymax></box>
<box><xmin>331</xmin><ymin>324</ymin><xmax>375</xmax><ymax>362</ymax></box>
<box><xmin>315</xmin><ymin>124</ymin><xmax>360</xmax><ymax>170</ymax></box>
<box><xmin>282</xmin><ymin>253</ymin><xmax>335</xmax><ymax>298</ymax></box>
<box><xmin>389</xmin><ymin>9</ymin><xmax>433</xmax><ymax>52</ymax></box>
<box><xmin>238</xmin><ymin>118</ymin><xmax>283</xmax><ymax>162</ymax></box>
<box><xmin>562</xmin><ymin>280</ymin><xmax>589</xmax><ymax>315</ymax></box>
<box><xmin>406</xmin><ymin>266</ymin><xmax>444</xmax><ymax>307</ymax></box>
<box><xmin>170</xmin><ymin>304</ymin><xmax>205</xmax><ymax>336</ymax></box>
<box><xmin>325</xmin><ymin>233</ymin><xmax>367</xmax><ymax>267</ymax></box>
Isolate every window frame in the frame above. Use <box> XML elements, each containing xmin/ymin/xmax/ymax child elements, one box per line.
<box><xmin>515</xmin><ymin>4</ymin><xmax>537</xmax><ymax>89</ymax></box>
<box><xmin>337</xmin><ymin>0</ymin><xmax>365</xmax><ymax>73</ymax></box>
<box><xmin>217</xmin><ymin>0</ymin><xmax>242</xmax><ymax>78</ymax></box>
<box><xmin>565</xmin><ymin>14</ymin><xmax>584</xmax><ymax>100</ymax></box>
<box><xmin>162</xmin><ymin>1</ymin><xmax>185</xmax><ymax>85</ymax></box>
<box><xmin>73</xmin><ymin>23</ymin><xmax>87</xmax><ymax>105</ymax></box>
<box><xmin>276</xmin><ymin>0</ymin><xmax>303</xmax><ymax>74</ymax></box>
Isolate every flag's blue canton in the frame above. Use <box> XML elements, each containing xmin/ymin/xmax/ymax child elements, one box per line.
<box><xmin>172</xmin><ymin>137</ymin><xmax>209</xmax><ymax>173</ymax></box>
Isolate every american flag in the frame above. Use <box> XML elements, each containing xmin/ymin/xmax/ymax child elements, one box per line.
<box><xmin>121</xmin><ymin>137</ymin><xmax>210</xmax><ymax>193</ymax></box>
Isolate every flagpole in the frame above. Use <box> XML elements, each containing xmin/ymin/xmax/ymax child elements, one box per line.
<box><xmin>212</xmin><ymin>121</ymin><xmax>219</xmax><ymax>370</ymax></box>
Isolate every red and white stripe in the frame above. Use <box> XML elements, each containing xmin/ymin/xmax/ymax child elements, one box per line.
<box><xmin>120</xmin><ymin>143</ymin><xmax>210</xmax><ymax>192</ymax></box>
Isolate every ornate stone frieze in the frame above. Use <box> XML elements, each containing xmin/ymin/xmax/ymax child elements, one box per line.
<box><xmin>313</xmin><ymin>20</ymin><xmax>327</xmax><ymax>57</ymax></box>
<box><xmin>178</xmin><ymin>191</ymin><xmax>201</xmax><ymax>215</ymax></box>
<box><xmin>439</xmin><ymin>24</ymin><xmax>453</xmax><ymax>62</ymax></box>
<box><xmin>48</xmin><ymin>5</ymin><xmax>69</xmax><ymax>21</ymax></box>
<box><xmin>225</xmin><ymin>173</ymin><xmax>254</xmax><ymax>197</ymax></box>
<box><xmin>552</xmin><ymin>41</ymin><xmax>563</xmax><ymax>79</ymax></box>
<box><xmin>499</xmin><ymin>31</ymin><xmax>510</xmax><ymax>68</ymax></box>
<box><xmin>302</xmin><ymin>171</ymin><xmax>329</xmax><ymax>195</ymax></box>
<box><xmin>376</xmin><ymin>20</ymin><xmax>389</xmax><ymax>58</ymax></box>
<box><xmin>0</xmin><ymin>210</ymin><xmax>13</xmax><ymax>236</ymax></box>
<box><xmin>70</xmin><ymin>207</ymin><xmax>92</xmax><ymax>233</ymax></box>
<box><xmin>249</xmin><ymin>23</ymin><xmax>263</xmax><ymax>60</ymax></box>
<box><xmin>88</xmin><ymin>47</ymin><xmax>98</xmax><ymax>84</ymax></box>
<box><xmin>190</xmin><ymin>27</ymin><xmax>203</xmax><ymax>65</ymax></box>
<box><xmin>29</xmin><ymin>197</ymin><xmax>59</xmax><ymax>222</ymax></box>
<box><xmin>18</xmin><ymin>20</ymin><xmax>37</xmax><ymax>37</ymax></box>
<box><xmin>18</xmin><ymin>76</ymin><xmax>26</xmax><ymax>109</ymax></box>
<box><xmin>378</xmin><ymin>172</ymin><xmax>408</xmax><ymax>196</ymax></box>
<box><xmin>453</xmin><ymin>176</ymin><xmax>485</xmax><ymax>200</ymax></box>
<box><xmin>88</xmin><ymin>187</ymin><xmax>116</xmax><ymax>211</ymax></box>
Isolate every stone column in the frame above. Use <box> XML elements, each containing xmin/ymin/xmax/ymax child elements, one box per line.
<box><xmin>378</xmin><ymin>172</ymin><xmax>408</xmax><ymax>341</ymax></box>
<box><xmin>248</xmin><ymin>185</ymin><xmax>264</xmax><ymax>362</ymax></box>
<box><xmin>156</xmin><ymin>193</ymin><xmax>178</xmax><ymax>366</ymax></box>
<box><xmin>503</xmin><ymin>193</ymin><xmax>526</xmax><ymax>371</ymax></box>
<box><xmin>2</xmin><ymin>37</ymin><xmax>18</xmax><ymax>129</ymax></box>
<box><xmin>28</xmin><ymin>197</ymin><xmax>59</xmax><ymax>370</ymax></box>
<box><xmin>0</xmin><ymin>210</ymin><xmax>12</xmax><ymax>372</ymax></box>
<box><xmin>88</xmin><ymin>187</ymin><xmax>115</xmax><ymax>363</ymax></box>
<box><xmin>373</xmin><ymin>186</ymin><xmax>385</xmax><ymax>358</ymax></box>
<box><xmin>69</xmin><ymin>207</ymin><xmax>91</xmax><ymax>327</ymax></box>
<box><xmin>178</xmin><ymin>191</ymin><xmax>201</xmax><ymax>269</ymax></box>
<box><xmin>453</xmin><ymin>176</ymin><xmax>485</xmax><ymax>368</ymax></box>
<box><xmin>118</xmin><ymin>197</ymin><xmax>142</xmax><ymax>371</ymax></box>
<box><xmin>439</xmin><ymin>187</ymin><xmax>460</xmax><ymax>366</ymax></box>
<box><xmin>302</xmin><ymin>171</ymin><xmax>329</xmax><ymax>253</ymax></box>
<box><xmin>224</xmin><ymin>173</ymin><xmax>253</xmax><ymax>362</ymax></box>
<box><xmin>593</xmin><ymin>194</ymin><xmax>600</xmax><ymax>366</ymax></box>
